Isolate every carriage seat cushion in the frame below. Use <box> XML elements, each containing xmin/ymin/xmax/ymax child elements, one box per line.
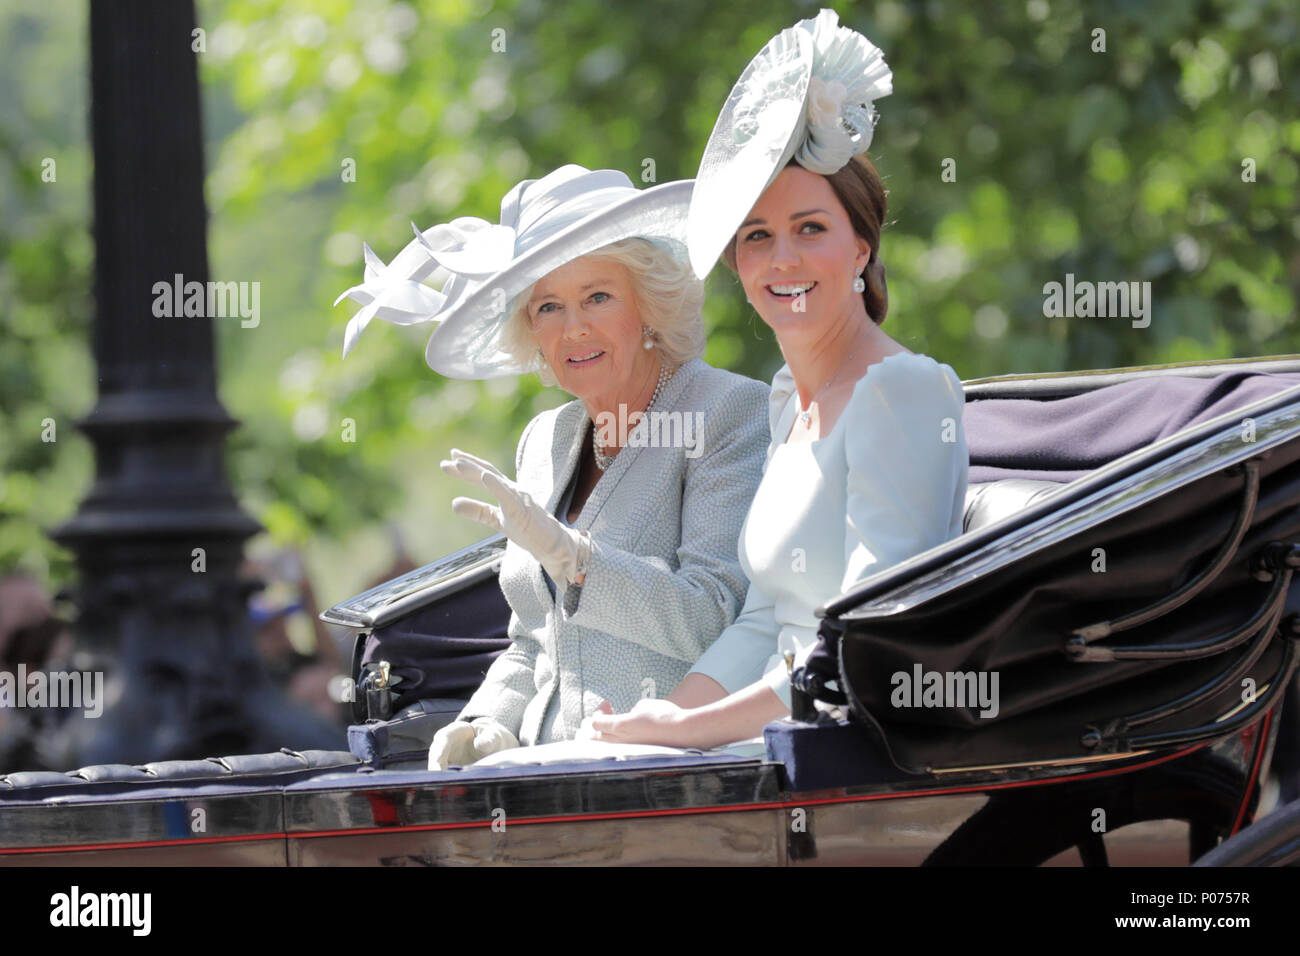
<box><xmin>962</xmin><ymin>479</ymin><xmax>1064</xmax><ymax>534</ymax></box>
<box><xmin>0</xmin><ymin>748</ymin><xmax>361</xmax><ymax>794</ymax></box>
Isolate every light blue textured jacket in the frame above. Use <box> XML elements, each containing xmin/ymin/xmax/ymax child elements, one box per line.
<box><xmin>459</xmin><ymin>358</ymin><xmax>769</xmax><ymax>744</ymax></box>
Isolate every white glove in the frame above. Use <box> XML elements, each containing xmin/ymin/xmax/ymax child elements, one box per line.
<box><xmin>428</xmin><ymin>716</ymin><xmax>521</xmax><ymax>770</ymax></box>
<box><xmin>442</xmin><ymin>448</ymin><xmax>592</xmax><ymax>591</ymax></box>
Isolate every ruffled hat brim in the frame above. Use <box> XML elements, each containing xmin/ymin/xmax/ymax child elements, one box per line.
<box><xmin>424</xmin><ymin>178</ymin><xmax>694</xmax><ymax>379</ymax></box>
<box><xmin>688</xmin><ymin>25</ymin><xmax>814</xmax><ymax>280</ymax></box>
<box><xmin>686</xmin><ymin>9</ymin><xmax>891</xmax><ymax>280</ymax></box>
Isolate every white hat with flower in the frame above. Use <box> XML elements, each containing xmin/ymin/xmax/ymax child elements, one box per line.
<box><xmin>335</xmin><ymin>165</ymin><xmax>693</xmax><ymax>379</ymax></box>
<box><xmin>687</xmin><ymin>8</ymin><xmax>893</xmax><ymax>279</ymax></box>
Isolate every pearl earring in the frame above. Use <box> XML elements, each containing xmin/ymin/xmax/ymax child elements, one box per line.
<box><xmin>852</xmin><ymin>272</ymin><xmax>866</xmax><ymax>294</ymax></box>
<box><xmin>642</xmin><ymin>326</ymin><xmax>655</xmax><ymax>350</ymax></box>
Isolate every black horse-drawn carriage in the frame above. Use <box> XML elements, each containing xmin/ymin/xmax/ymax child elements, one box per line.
<box><xmin>3</xmin><ymin>354</ymin><xmax>1299</xmax><ymax>866</ymax></box>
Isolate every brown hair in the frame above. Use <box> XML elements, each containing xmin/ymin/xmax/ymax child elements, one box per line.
<box><xmin>722</xmin><ymin>154</ymin><xmax>888</xmax><ymax>324</ymax></box>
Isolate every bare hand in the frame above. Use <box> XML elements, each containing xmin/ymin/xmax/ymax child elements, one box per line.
<box><xmin>581</xmin><ymin>697</ymin><xmax>688</xmax><ymax>747</ymax></box>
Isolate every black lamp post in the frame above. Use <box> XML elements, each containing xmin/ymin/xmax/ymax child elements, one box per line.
<box><xmin>50</xmin><ymin>0</ymin><xmax>341</xmax><ymax>766</ymax></box>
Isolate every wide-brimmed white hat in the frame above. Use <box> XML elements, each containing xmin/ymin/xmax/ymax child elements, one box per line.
<box><xmin>334</xmin><ymin>165</ymin><xmax>693</xmax><ymax>379</ymax></box>
<box><xmin>687</xmin><ymin>8</ymin><xmax>893</xmax><ymax>279</ymax></box>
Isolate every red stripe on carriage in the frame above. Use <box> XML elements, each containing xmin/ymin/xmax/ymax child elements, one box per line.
<box><xmin>1228</xmin><ymin>711</ymin><xmax>1272</xmax><ymax>836</ymax></box>
<box><xmin>0</xmin><ymin>832</ymin><xmax>285</xmax><ymax>854</ymax></box>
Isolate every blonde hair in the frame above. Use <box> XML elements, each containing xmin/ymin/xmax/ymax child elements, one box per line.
<box><xmin>500</xmin><ymin>237</ymin><xmax>706</xmax><ymax>387</ymax></box>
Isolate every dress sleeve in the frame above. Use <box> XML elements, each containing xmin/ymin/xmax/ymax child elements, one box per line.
<box><xmin>840</xmin><ymin>354</ymin><xmax>969</xmax><ymax>591</ymax></box>
<box><xmin>686</xmin><ymin>574</ymin><xmax>782</xmax><ymax>694</ymax></box>
<box><xmin>557</xmin><ymin>379</ymin><xmax>769</xmax><ymax>662</ymax></box>
<box><xmin>686</xmin><ymin>368</ymin><xmax>795</xmax><ymax>697</ymax></box>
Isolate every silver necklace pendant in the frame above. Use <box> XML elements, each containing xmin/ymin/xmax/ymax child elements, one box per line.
<box><xmin>796</xmin><ymin>336</ymin><xmax>868</xmax><ymax>433</ymax></box>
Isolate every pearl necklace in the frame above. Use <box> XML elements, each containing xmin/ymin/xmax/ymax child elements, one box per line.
<box><xmin>592</xmin><ymin>363</ymin><xmax>673</xmax><ymax>471</ymax></box>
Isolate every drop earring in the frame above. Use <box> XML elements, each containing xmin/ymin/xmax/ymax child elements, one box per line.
<box><xmin>852</xmin><ymin>271</ymin><xmax>866</xmax><ymax>294</ymax></box>
<box><xmin>642</xmin><ymin>325</ymin><xmax>655</xmax><ymax>350</ymax></box>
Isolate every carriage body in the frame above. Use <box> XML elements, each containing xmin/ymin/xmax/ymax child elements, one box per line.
<box><xmin>3</xmin><ymin>355</ymin><xmax>1299</xmax><ymax>866</ymax></box>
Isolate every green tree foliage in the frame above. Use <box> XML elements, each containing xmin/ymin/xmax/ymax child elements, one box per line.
<box><xmin>0</xmin><ymin>1</ymin><xmax>93</xmax><ymax>583</ymax></box>
<box><xmin>3</xmin><ymin>0</ymin><xmax>1298</xmax><ymax>599</ymax></box>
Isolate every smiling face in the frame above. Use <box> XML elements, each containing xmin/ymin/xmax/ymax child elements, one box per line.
<box><xmin>526</xmin><ymin>255</ymin><xmax>658</xmax><ymax>410</ymax></box>
<box><xmin>733</xmin><ymin>164</ymin><xmax>873</xmax><ymax>343</ymax></box>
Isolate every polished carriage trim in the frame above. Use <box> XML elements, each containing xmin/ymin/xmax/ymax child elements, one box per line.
<box><xmin>928</xmin><ymin>748</ymin><xmax>1153</xmax><ymax>775</ymax></box>
<box><xmin>0</xmin><ymin>735</ymin><xmax>1254</xmax><ymax>863</ymax></box>
<box><xmin>281</xmin><ymin>760</ymin><xmax>782</xmax><ymax>832</ymax></box>
<box><xmin>789</xmin><ymin>744</ymin><xmax>1207</xmax><ymax>797</ymax></box>
<box><xmin>284</xmin><ymin>745</ymin><xmax>1207</xmax><ymax>839</ymax></box>
<box><xmin>319</xmin><ymin>534</ymin><xmax>506</xmax><ymax>628</ymax></box>
<box><xmin>0</xmin><ymin>833</ymin><xmax>286</xmax><ymax>858</ymax></box>
<box><xmin>831</xmin><ymin>388</ymin><xmax>1300</xmax><ymax>621</ymax></box>
<box><xmin>290</xmin><ymin>811</ymin><xmax>785</xmax><ymax>866</ymax></box>
<box><xmin>1116</xmin><ymin>609</ymin><xmax>1288</xmax><ymax>733</ymax></box>
<box><xmin>1119</xmin><ymin>635</ymin><xmax>1298</xmax><ymax>750</ymax></box>
<box><xmin>290</xmin><ymin>799</ymin><xmax>797</xmax><ymax>839</ymax></box>
<box><xmin>289</xmin><ymin>741</ymin><xmax>1226</xmax><ymax>865</ymax></box>
<box><xmin>0</xmin><ymin>790</ymin><xmax>285</xmax><ymax>852</ymax></box>
<box><xmin>1215</xmin><ymin>680</ymin><xmax>1278</xmax><ymax>724</ymax></box>
<box><xmin>0</xmin><ymin>840</ymin><xmax>289</xmax><ymax>867</ymax></box>
<box><xmin>1069</xmin><ymin>558</ymin><xmax>1287</xmax><ymax>661</ymax></box>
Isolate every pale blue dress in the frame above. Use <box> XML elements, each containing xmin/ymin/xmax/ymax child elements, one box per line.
<box><xmin>690</xmin><ymin>352</ymin><xmax>970</xmax><ymax>706</ymax></box>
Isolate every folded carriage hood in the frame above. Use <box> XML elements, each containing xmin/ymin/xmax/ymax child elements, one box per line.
<box><xmin>825</xmin><ymin>365</ymin><xmax>1300</xmax><ymax>619</ymax></box>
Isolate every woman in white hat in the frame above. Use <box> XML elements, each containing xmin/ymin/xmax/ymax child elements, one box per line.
<box><xmin>586</xmin><ymin>10</ymin><xmax>970</xmax><ymax>749</ymax></box>
<box><xmin>336</xmin><ymin>165</ymin><xmax>769</xmax><ymax>767</ymax></box>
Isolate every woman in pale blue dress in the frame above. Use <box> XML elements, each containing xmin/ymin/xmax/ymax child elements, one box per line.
<box><xmin>587</xmin><ymin>10</ymin><xmax>969</xmax><ymax>749</ymax></box>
